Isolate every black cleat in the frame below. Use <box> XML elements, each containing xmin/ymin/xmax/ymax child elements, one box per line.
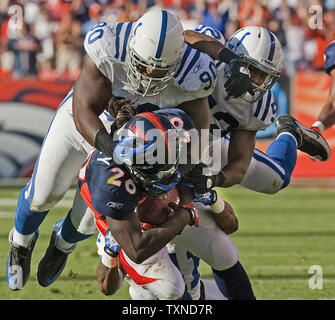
<box><xmin>6</xmin><ymin>228</ymin><xmax>39</xmax><ymax>290</ymax></box>
<box><xmin>275</xmin><ymin>114</ymin><xmax>331</xmax><ymax>161</ymax></box>
<box><xmin>37</xmin><ymin>220</ymin><xmax>75</xmax><ymax>287</ymax></box>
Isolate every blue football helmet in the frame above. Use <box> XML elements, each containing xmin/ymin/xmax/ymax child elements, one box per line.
<box><xmin>113</xmin><ymin>112</ymin><xmax>181</xmax><ymax>197</ymax></box>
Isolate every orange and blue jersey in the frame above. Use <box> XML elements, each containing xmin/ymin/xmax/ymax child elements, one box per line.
<box><xmin>78</xmin><ymin>150</ymin><xmax>145</xmax><ymax>220</ymax></box>
<box><xmin>78</xmin><ymin>109</ymin><xmax>195</xmax><ymax>220</ymax></box>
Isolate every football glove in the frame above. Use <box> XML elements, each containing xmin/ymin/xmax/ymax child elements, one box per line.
<box><xmin>224</xmin><ymin>59</ymin><xmax>255</xmax><ymax>99</ymax></box>
<box><xmin>193</xmin><ymin>189</ymin><xmax>218</xmax><ymax>206</ymax></box>
<box><xmin>182</xmin><ymin>163</ymin><xmax>216</xmax><ymax>194</ymax></box>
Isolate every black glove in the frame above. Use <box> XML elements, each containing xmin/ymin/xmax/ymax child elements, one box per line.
<box><xmin>224</xmin><ymin>59</ymin><xmax>254</xmax><ymax>99</ymax></box>
<box><xmin>182</xmin><ymin>163</ymin><xmax>217</xmax><ymax>194</ymax></box>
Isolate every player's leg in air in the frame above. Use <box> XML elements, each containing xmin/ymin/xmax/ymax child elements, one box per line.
<box><xmin>6</xmin><ymin>90</ymin><xmax>113</xmax><ymax>290</ymax></box>
<box><xmin>207</xmin><ymin>113</ymin><xmax>330</xmax><ymax>195</ymax></box>
<box><xmin>240</xmin><ymin>113</ymin><xmax>330</xmax><ymax>194</ymax></box>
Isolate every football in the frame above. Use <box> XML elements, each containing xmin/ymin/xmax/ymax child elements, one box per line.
<box><xmin>136</xmin><ymin>187</ymin><xmax>180</xmax><ymax>226</ymax></box>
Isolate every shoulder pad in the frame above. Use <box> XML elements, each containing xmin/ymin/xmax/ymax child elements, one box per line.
<box><xmin>324</xmin><ymin>41</ymin><xmax>335</xmax><ymax>75</ymax></box>
<box><xmin>84</xmin><ymin>22</ymin><xmax>134</xmax><ymax>78</ymax></box>
<box><xmin>172</xmin><ymin>44</ymin><xmax>217</xmax><ymax>97</ymax></box>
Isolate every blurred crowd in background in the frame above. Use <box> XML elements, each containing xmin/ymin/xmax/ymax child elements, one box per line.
<box><xmin>0</xmin><ymin>0</ymin><xmax>334</xmax><ymax>81</ymax></box>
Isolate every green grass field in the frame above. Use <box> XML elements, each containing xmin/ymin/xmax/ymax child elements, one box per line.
<box><xmin>0</xmin><ymin>185</ymin><xmax>334</xmax><ymax>300</ymax></box>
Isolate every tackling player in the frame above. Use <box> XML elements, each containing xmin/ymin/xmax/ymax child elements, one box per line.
<box><xmin>311</xmin><ymin>41</ymin><xmax>335</xmax><ymax>133</ymax></box>
<box><xmin>6</xmin><ymin>9</ymin><xmax>252</xmax><ymax>290</ymax></box>
<box><xmin>182</xmin><ymin>25</ymin><xmax>331</xmax><ymax>196</ymax></box>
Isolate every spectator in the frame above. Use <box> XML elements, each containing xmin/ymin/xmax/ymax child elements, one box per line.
<box><xmin>33</xmin><ymin>7</ymin><xmax>56</xmax><ymax>73</ymax></box>
<box><xmin>54</xmin><ymin>12</ymin><xmax>82</xmax><ymax>79</ymax></box>
<box><xmin>81</xmin><ymin>3</ymin><xmax>101</xmax><ymax>36</ymax></box>
<box><xmin>8</xmin><ymin>22</ymin><xmax>40</xmax><ymax>78</ymax></box>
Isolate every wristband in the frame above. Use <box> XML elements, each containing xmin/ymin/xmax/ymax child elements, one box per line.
<box><xmin>179</xmin><ymin>204</ymin><xmax>199</xmax><ymax>227</ymax></box>
<box><xmin>214</xmin><ymin>171</ymin><xmax>226</xmax><ymax>187</ymax></box>
<box><xmin>210</xmin><ymin>197</ymin><xmax>225</xmax><ymax>214</ymax></box>
<box><xmin>311</xmin><ymin>121</ymin><xmax>325</xmax><ymax>133</ymax></box>
<box><xmin>217</xmin><ymin>47</ymin><xmax>240</xmax><ymax>63</ymax></box>
<box><xmin>101</xmin><ymin>252</ymin><xmax>119</xmax><ymax>268</ymax></box>
<box><xmin>94</xmin><ymin>128</ymin><xmax>117</xmax><ymax>156</ymax></box>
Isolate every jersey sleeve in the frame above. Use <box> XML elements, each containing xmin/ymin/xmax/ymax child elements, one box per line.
<box><xmin>172</xmin><ymin>45</ymin><xmax>217</xmax><ymax>99</ymax></box>
<box><xmin>250</xmin><ymin>90</ymin><xmax>277</xmax><ymax>131</ymax></box>
<box><xmin>78</xmin><ymin>152</ymin><xmax>144</xmax><ymax>220</ymax></box>
<box><xmin>84</xmin><ymin>21</ymin><xmax>134</xmax><ymax>81</ymax></box>
<box><xmin>324</xmin><ymin>41</ymin><xmax>335</xmax><ymax>75</ymax></box>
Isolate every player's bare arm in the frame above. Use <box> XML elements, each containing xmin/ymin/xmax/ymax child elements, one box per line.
<box><xmin>106</xmin><ymin>207</ymin><xmax>193</xmax><ymax>264</ymax></box>
<box><xmin>314</xmin><ymin>69</ymin><xmax>335</xmax><ymax>131</ymax></box>
<box><xmin>179</xmin><ymin>97</ymin><xmax>210</xmax><ymax>131</ymax></box>
<box><xmin>72</xmin><ymin>54</ymin><xmax>113</xmax><ymax>149</ymax></box>
<box><xmin>184</xmin><ymin>30</ymin><xmax>229</xmax><ymax>62</ymax></box>
<box><xmin>96</xmin><ymin>260</ymin><xmax>124</xmax><ymax>295</ymax></box>
<box><xmin>211</xmin><ymin>199</ymin><xmax>238</xmax><ymax>235</ymax></box>
<box><xmin>219</xmin><ymin>129</ymin><xmax>256</xmax><ymax>187</ymax></box>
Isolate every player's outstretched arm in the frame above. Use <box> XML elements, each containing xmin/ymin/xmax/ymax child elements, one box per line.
<box><xmin>313</xmin><ymin>69</ymin><xmax>335</xmax><ymax>132</ymax></box>
<box><xmin>106</xmin><ymin>206</ymin><xmax>195</xmax><ymax>264</ymax></box>
<box><xmin>184</xmin><ymin>30</ymin><xmax>231</xmax><ymax>62</ymax></box>
<box><xmin>218</xmin><ymin>129</ymin><xmax>256</xmax><ymax>188</ymax></box>
<box><xmin>96</xmin><ymin>261</ymin><xmax>123</xmax><ymax>296</ymax></box>
<box><xmin>72</xmin><ymin>54</ymin><xmax>114</xmax><ymax>153</ymax></box>
<box><xmin>184</xmin><ymin>30</ymin><xmax>254</xmax><ymax>99</ymax></box>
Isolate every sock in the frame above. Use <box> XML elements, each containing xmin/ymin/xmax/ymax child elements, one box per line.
<box><xmin>182</xmin><ymin>286</ymin><xmax>193</xmax><ymax>300</ymax></box>
<box><xmin>211</xmin><ymin>267</ymin><xmax>228</xmax><ymax>297</ymax></box>
<box><xmin>266</xmin><ymin>133</ymin><xmax>297</xmax><ymax>189</ymax></box>
<box><xmin>12</xmin><ymin>228</ymin><xmax>35</xmax><ymax>248</ymax></box>
<box><xmin>213</xmin><ymin>261</ymin><xmax>256</xmax><ymax>300</ymax></box>
<box><xmin>14</xmin><ymin>185</ymin><xmax>48</xmax><ymax>235</ymax></box>
<box><xmin>60</xmin><ymin>209</ymin><xmax>93</xmax><ymax>244</ymax></box>
<box><xmin>55</xmin><ymin>229</ymin><xmax>77</xmax><ymax>253</ymax></box>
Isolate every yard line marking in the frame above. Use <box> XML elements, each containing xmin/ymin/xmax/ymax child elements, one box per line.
<box><xmin>0</xmin><ymin>198</ymin><xmax>74</xmax><ymax>207</ymax></box>
<box><xmin>0</xmin><ymin>211</ymin><xmax>15</xmax><ymax>218</ymax></box>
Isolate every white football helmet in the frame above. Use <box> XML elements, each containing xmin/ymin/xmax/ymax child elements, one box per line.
<box><xmin>126</xmin><ymin>9</ymin><xmax>185</xmax><ymax>97</ymax></box>
<box><xmin>226</xmin><ymin>26</ymin><xmax>283</xmax><ymax>102</ymax></box>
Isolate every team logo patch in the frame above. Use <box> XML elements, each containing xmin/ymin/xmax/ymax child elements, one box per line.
<box><xmin>193</xmin><ymin>59</ymin><xmax>204</xmax><ymax>74</ymax></box>
<box><xmin>107</xmin><ymin>201</ymin><xmax>124</xmax><ymax>209</ymax></box>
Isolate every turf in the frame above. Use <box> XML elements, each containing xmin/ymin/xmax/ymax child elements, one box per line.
<box><xmin>0</xmin><ymin>185</ymin><xmax>334</xmax><ymax>300</ymax></box>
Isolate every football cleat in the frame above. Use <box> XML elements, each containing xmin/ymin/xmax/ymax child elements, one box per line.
<box><xmin>275</xmin><ymin>114</ymin><xmax>331</xmax><ymax>161</ymax></box>
<box><xmin>6</xmin><ymin>228</ymin><xmax>39</xmax><ymax>290</ymax></box>
<box><xmin>37</xmin><ymin>220</ymin><xmax>75</xmax><ymax>287</ymax></box>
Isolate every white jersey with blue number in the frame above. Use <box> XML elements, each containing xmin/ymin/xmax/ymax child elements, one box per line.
<box><xmin>192</xmin><ymin>25</ymin><xmax>277</xmax><ymax>134</ymax></box>
<box><xmin>209</xmin><ymin>62</ymin><xmax>277</xmax><ymax>135</ymax></box>
<box><xmin>83</xmin><ymin>22</ymin><xmax>217</xmax><ymax>108</ymax></box>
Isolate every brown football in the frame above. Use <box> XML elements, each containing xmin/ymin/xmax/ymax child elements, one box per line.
<box><xmin>136</xmin><ymin>187</ymin><xmax>180</xmax><ymax>226</ymax></box>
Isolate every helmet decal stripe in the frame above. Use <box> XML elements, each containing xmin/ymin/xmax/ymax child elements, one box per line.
<box><xmin>114</xmin><ymin>23</ymin><xmax>124</xmax><ymax>59</ymax></box>
<box><xmin>235</xmin><ymin>32</ymin><xmax>251</xmax><ymax>49</ymax></box>
<box><xmin>121</xmin><ymin>22</ymin><xmax>134</xmax><ymax>62</ymax></box>
<box><xmin>155</xmin><ymin>10</ymin><xmax>168</xmax><ymax>59</ymax></box>
<box><xmin>267</xmin><ymin>30</ymin><xmax>276</xmax><ymax>61</ymax></box>
<box><xmin>138</xmin><ymin>112</ymin><xmax>172</xmax><ymax>160</ymax></box>
<box><xmin>177</xmin><ymin>50</ymin><xmax>201</xmax><ymax>85</ymax></box>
